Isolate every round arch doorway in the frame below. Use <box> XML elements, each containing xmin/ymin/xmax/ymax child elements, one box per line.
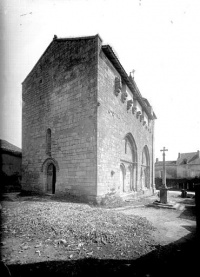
<box><xmin>47</xmin><ymin>163</ymin><xmax>56</xmax><ymax>194</ymax></box>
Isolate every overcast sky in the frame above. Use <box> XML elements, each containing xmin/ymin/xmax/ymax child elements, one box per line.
<box><xmin>0</xmin><ymin>0</ymin><xmax>200</xmax><ymax>161</ymax></box>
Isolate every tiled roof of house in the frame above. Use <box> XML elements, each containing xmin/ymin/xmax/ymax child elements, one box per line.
<box><xmin>176</xmin><ymin>152</ymin><xmax>200</xmax><ymax>165</ymax></box>
<box><xmin>0</xmin><ymin>139</ymin><xmax>22</xmax><ymax>155</ymax></box>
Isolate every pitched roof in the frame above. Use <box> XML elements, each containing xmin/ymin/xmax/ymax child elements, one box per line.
<box><xmin>0</xmin><ymin>139</ymin><xmax>22</xmax><ymax>155</ymax></box>
<box><xmin>22</xmin><ymin>34</ymin><xmax>156</xmax><ymax>120</ymax></box>
<box><xmin>102</xmin><ymin>45</ymin><xmax>157</xmax><ymax>120</ymax></box>
<box><xmin>176</xmin><ymin>152</ymin><xmax>200</xmax><ymax>165</ymax></box>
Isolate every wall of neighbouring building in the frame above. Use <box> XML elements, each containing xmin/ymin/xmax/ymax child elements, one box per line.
<box><xmin>1</xmin><ymin>152</ymin><xmax>22</xmax><ymax>192</ymax></box>
<box><xmin>155</xmin><ymin>163</ymin><xmax>177</xmax><ymax>179</ymax></box>
<box><xmin>177</xmin><ymin>164</ymin><xmax>200</xmax><ymax>179</ymax></box>
<box><xmin>155</xmin><ymin>153</ymin><xmax>200</xmax><ymax>191</ymax></box>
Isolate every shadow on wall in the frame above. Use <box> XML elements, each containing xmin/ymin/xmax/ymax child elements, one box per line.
<box><xmin>5</xmin><ymin>231</ymin><xmax>199</xmax><ymax>277</ymax></box>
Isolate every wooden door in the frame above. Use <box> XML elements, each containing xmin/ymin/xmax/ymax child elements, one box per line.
<box><xmin>47</xmin><ymin>163</ymin><xmax>56</xmax><ymax>194</ymax></box>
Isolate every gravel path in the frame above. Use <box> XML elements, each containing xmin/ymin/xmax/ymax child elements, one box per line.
<box><xmin>113</xmin><ymin>191</ymin><xmax>196</xmax><ymax>245</ymax></box>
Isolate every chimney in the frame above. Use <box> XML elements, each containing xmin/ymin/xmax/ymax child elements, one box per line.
<box><xmin>178</xmin><ymin>153</ymin><xmax>181</xmax><ymax>159</ymax></box>
<box><xmin>156</xmin><ymin>158</ymin><xmax>159</xmax><ymax>163</ymax></box>
<box><xmin>197</xmin><ymin>150</ymin><xmax>200</xmax><ymax>158</ymax></box>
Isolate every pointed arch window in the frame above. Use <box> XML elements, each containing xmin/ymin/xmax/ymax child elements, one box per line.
<box><xmin>141</xmin><ymin>146</ymin><xmax>150</xmax><ymax>188</ymax></box>
<box><xmin>121</xmin><ymin>133</ymin><xmax>138</xmax><ymax>192</ymax></box>
<box><xmin>46</xmin><ymin>128</ymin><xmax>51</xmax><ymax>156</ymax></box>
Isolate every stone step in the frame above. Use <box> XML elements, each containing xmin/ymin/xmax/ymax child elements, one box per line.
<box><xmin>149</xmin><ymin>200</ymin><xmax>185</xmax><ymax>210</ymax></box>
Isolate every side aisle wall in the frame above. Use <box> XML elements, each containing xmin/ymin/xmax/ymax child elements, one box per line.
<box><xmin>97</xmin><ymin>49</ymin><xmax>155</xmax><ymax>198</ymax></box>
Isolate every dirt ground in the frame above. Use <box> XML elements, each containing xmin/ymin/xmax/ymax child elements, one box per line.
<box><xmin>114</xmin><ymin>191</ymin><xmax>196</xmax><ymax>245</ymax></box>
<box><xmin>0</xmin><ymin>191</ymin><xmax>199</xmax><ymax>277</ymax></box>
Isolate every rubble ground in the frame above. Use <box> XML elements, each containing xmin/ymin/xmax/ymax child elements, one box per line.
<box><xmin>1</xmin><ymin>194</ymin><xmax>156</xmax><ymax>264</ymax></box>
<box><xmin>0</xmin><ymin>191</ymin><xmax>198</xmax><ymax>276</ymax></box>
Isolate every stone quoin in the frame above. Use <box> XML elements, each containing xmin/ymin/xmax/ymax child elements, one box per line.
<box><xmin>22</xmin><ymin>34</ymin><xmax>157</xmax><ymax>203</ymax></box>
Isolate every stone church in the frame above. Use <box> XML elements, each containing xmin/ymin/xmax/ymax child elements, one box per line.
<box><xmin>22</xmin><ymin>34</ymin><xmax>156</xmax><ymax>203</ymax></box>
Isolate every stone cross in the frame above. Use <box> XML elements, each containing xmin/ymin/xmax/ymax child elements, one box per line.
<box><xmin>160</xmin><ymin>147</ymin><xmax>168</xmax><ymax>188</ymax></box>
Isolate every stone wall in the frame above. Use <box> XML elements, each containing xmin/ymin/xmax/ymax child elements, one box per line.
<box><xmin>22</xmin><ymin>36</ymin><xmax>100</xmax><ymax>199</ymax></box>
<box><xmin>97</xmin><ymin>49</ymin><xmax>154</xmax><ymax>198</ymax></box>
<box><xmin>1</xmin><ymin>153</ymin><xmax>22</xmax><ymax>192</ymax></box>
<box><xmin>22</xmin><ymin>35</ymin><xmax>156</xmax><ymax>202</ymax></box>
<box><xmin>155</xmin><ymin>177</ymin><xmax>200</xmax><ymax>191</ymax></box>
<box><xmin>177</xmin><ymin>164</ymin><xmax>200</xmax><ymax>179</ymax></box>
<box><xmin>155</xmin><ymin>164</ymin><xmax>177</xmax><ymax>179</ymax></box>
<box><xmin>155</xmin><ymin>163</ymin><xmax>200</xmax><ymax>180</ymax></box>
<box><xmin>1</xmin><ymin>153</ymin><xmax>21</xmax><ymax>177</ymax></box>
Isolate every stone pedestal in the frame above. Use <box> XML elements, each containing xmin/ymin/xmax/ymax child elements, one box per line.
<box><xmin>160</xmin><ymin>188</ymin><xmax>168</xmax><ymax>204</ymax></box>
<box><xmin>181</xmin><ymin>189</ymin><xmax>187</xmax><ymax>198</ymax></box>
<box><xmin>195</xmin><ymin>184</ymin><xmax>200</xmax><ymax>233</ymax></box>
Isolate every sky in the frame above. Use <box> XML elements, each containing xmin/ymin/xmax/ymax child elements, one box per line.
<box><xmin>0</xmin><ymin>0</ymin><xmax>200</xmax><ymax>161</ymax></box>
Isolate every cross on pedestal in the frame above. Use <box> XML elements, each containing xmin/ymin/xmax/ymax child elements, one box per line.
<box><xmin>160</xmin><ymin>147</ymin><xmax>168</xmax><ymax>189</ymax></box>
<box><xmin>160</xmin><ymin>147</ymin><xmax>168</xmax><ymax>204</ymax></box>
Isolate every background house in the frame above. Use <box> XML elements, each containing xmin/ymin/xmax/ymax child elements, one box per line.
<box><xmin>155</xmin><ymin>159</ymin><xmax>177</xmax><ymax>179</ymax></box>
<box><xmin>155</xmin><ymin>151</ymin><xmax>200</xmax><ymax>190</ymax></box>
<box><xmin>0</xmin><ymin>139</ymin><xmax>22</xmax><ymax>192</ymax></box>
<box><xmin>176</xmin><ymin>151</ymin><xmax>200</xmax><ymax>179</ymax></box>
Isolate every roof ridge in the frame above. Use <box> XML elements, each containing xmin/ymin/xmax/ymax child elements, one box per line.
<box><xmin>0</xmin><ymin>139</ymin><xmax>22</xmax><ymax>153</ymax></box>
<box><xmin>53</xmin><ymin>34</ymin><xmax>102</xmax><ymax>42</ymax></box>
<box><xmin>178</xmin><ymin>152</ymin><xmax>197</xmax><ymax>156</ymax></box>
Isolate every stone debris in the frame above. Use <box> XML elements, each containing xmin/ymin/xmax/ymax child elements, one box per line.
<box><xmin>1</xmin><ymin>199</ymin><xmax>156</xmax><ymax>261</ymax></box>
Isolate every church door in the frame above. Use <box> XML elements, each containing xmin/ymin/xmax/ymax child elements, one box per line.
<box><xmin>47</xmin><ymin>163</ymin><xmax>56</xmax><ymax>194</ymax></box>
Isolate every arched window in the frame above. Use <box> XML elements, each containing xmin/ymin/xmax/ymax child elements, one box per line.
<box><xmin>121</xmin><ymin>133</ymin><xmax>138</xmax><ymax>192</ymax></box>
<box><xmin>141</xmin><ymin>146</ymin><xmax>150</xmax><ymax>188</ymax></box>
<box><xmin>123</xmin><ymin>133</ymin><xmax>137</xmax><ymax>164</ymax></box>
<box><xmin>46</xmin><ymin>128</ymin><xmax>51</xmax><ymax>156</ymax></box>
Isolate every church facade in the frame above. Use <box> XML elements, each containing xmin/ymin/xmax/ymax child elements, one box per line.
<box><xmin>22</xmin><ymin>35</ymin><xmax>156</xmax><ymax>203</ymax></box>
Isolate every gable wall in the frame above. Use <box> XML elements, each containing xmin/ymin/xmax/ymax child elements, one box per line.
<box><xmin>22</xmin><ymin>37</ymin><xmax>99</xmax><ymax>198</ymax></box>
